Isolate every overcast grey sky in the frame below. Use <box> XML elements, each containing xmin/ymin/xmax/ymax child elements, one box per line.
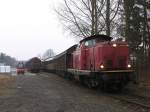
<box><xmin>0</xmin><ymin>0</ymin><xmax>76</xmax><ymax>60</ymax></box>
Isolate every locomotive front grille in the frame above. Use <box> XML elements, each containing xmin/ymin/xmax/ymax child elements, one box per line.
<box><xmin>105</xmin><ymin>60</ymin><xmax>113</xmax><ymax>69</ymax></box>
<box><xmin>118</xmin><ymin>57</ymin><xmax>126</xmax><ymax>68</ymax></box>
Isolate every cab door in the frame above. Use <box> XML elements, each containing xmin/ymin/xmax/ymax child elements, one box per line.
<box><xmin>84</xmin><ymin>40</ymin><xmax>95</xmax><ymax>71</ymax></box>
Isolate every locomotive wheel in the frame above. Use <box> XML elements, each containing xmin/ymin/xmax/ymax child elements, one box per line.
<box><xmin>80</xmin><ymin>77</ymin><xmax>92</xmax><ymax>88</ymax></box>
<box><xmin>102</xmin><ymin>83</ymin><xmax>108</xmax><ymax>91</ymax></box>
<box><xmin>98</xmin><ymin>82</ymin><xmax>104</xmax><ymax>90</ymax></box>
<box><xmin>79</xmin><ymin>76</ymin><xmax>85</xmax><ymax>85</ymax></box>
<box><xmin>87</xmin><ymin>79</ymin><xmax>92</xmax><ymax>88</ymax></box>
<box><xmin>86</xmin><ymin>78</ymin><xmax>99</xmax><ymax>88</ymax></box>
<box><xmin>114</xmin><ymin>83</ymin><xmax>124</xmax><ymax>91</ymax></box>
<box><xmin>98</xmin><ymin>82</ymin><xmax>112</xmax><ymax>92</ymax></box>
<box><xmin>97</xmin><ymin>78</ymin><xmax>107</xmax><ymax>91</ymax></box>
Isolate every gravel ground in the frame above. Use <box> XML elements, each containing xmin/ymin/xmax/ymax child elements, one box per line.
<box><xmin>0</xmin><ymin>73</ymin><xmax>148</xmax><ymax>112</ymax></box>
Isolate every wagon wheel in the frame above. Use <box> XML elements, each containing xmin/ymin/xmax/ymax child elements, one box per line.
<box><xmin>83</xmin><ymin>77</ymin><xmax>92</xmax><ymax>88</ymax></box>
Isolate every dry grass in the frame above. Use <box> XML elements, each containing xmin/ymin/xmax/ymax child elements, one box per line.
<box><xmin>0</xmin><ymin>74</ymin><xmax>14</xmax><ymax>89</ymax></box>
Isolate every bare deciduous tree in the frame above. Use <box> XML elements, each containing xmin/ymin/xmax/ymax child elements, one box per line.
<box><xmin>42</xmin><ymin>49</ymin><xmax>55</xmax><ymax>60</ymax></box>
<box><xmin>56</xmin><ymin>0</ymin><xmax>121</xmax><ymax>38</ymax></box>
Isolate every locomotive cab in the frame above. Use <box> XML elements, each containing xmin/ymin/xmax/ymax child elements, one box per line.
<box><xmin>73</xmin><ymin>35</ymin><xmax>112</xmax><ymax>70</ymax></box>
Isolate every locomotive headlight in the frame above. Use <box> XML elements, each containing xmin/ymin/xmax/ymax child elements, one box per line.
<box><xmin>127</xmin><ymin>64</ymin><xmax>131</xmax><ymax>68</ymax></box>
<box><xmin>100</xmin><ymin>65</ymin><xmax>104</xmax><ymax>69</ymax></box>
<box><xmin>112</xmin><ymin>44</ymin><xmax>117</xmax><ymax>47</ymax></box>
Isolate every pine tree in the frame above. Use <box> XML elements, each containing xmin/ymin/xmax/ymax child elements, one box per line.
<box><xmin>123</xmin><ymin>0</ymin><xmax>150</xmax><ymax>69</ymax></box>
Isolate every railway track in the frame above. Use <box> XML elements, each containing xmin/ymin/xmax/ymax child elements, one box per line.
<box><xmin>106</xmin><ymin>92</ymin><xmax>150</xmax><ymax>110</ymax></box>
<box><xmin>43</xmin><ymin>73</ymin><xmax>150</xmax><ymax>110</ymax></box>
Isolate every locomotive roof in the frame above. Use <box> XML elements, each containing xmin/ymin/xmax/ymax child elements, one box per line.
<box><xmin>80</xmin><ymin>34</ymin><xmax>112</xmax><ymax>43</ymax></box>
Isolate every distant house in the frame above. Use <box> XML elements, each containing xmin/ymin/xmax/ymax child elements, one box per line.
<box><xmin>0</xmin><ymin>63</ymin><xmax>11</xmax><ymax>73</ymax></box>
<box><xmin>0</xmin><ymin>63</ymin><xmax>5</xmax><ymax>66</ymax></box>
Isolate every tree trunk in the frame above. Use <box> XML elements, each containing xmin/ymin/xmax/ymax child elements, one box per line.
<box><xmin>106</xmin><ymin>0</ymin><xmax>110</xmax><ymax>36</ymax></box>
<box><xmin>91</xmin><ymin>0</ymin><xmax>94</xmax><ymax>35</ymax></box>
<box><xmin>91</xmin><ymin>0</ymin><xmax>98</xmax><ymax>35</ymax></box>
<box><xmin>143</xmin><ymin>0</ymin><xmax>147</xmax><ymax>67</ymax></box>
<box><xmin>123</xmin><ymin>0</ymin><xmax>130</xmax><ymax>41</ymax></box>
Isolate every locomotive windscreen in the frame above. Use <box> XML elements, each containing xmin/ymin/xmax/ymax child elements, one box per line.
<box><xmin>17</xmin><ymin>62</ymin><xmax>25</xmax><ymax>69</ymax></box>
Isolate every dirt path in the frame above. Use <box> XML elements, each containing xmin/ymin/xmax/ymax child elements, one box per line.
<box><xmin>0</xmin><ymin>73</ymin><xmax>147</xmax><ymax>112</ymax></box>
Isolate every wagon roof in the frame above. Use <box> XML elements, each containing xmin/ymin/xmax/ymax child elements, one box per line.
<box><xmin>80</xmin><ymin>34</ymin><xmax>112</xmax><ymax>43</ymax></box>
<box><xmin>54</xmin><ymin>44</ymin><xmax>77</xmax><ymax>59</ymax></box>
<box><xmin>43</xmin><ymin>44</ymin><xmax>77</xmax><ymax>62</ymax></box>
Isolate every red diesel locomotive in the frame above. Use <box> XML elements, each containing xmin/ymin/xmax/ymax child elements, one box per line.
<box><xmin>43</xmin><ymin>35</ymin><xmax>134</xmax><ymax>90</ymax></box>
<box><xmin>16</xmin><ymin>62</ymin><xmax>25</xmax><ymax>74</ymax></box>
